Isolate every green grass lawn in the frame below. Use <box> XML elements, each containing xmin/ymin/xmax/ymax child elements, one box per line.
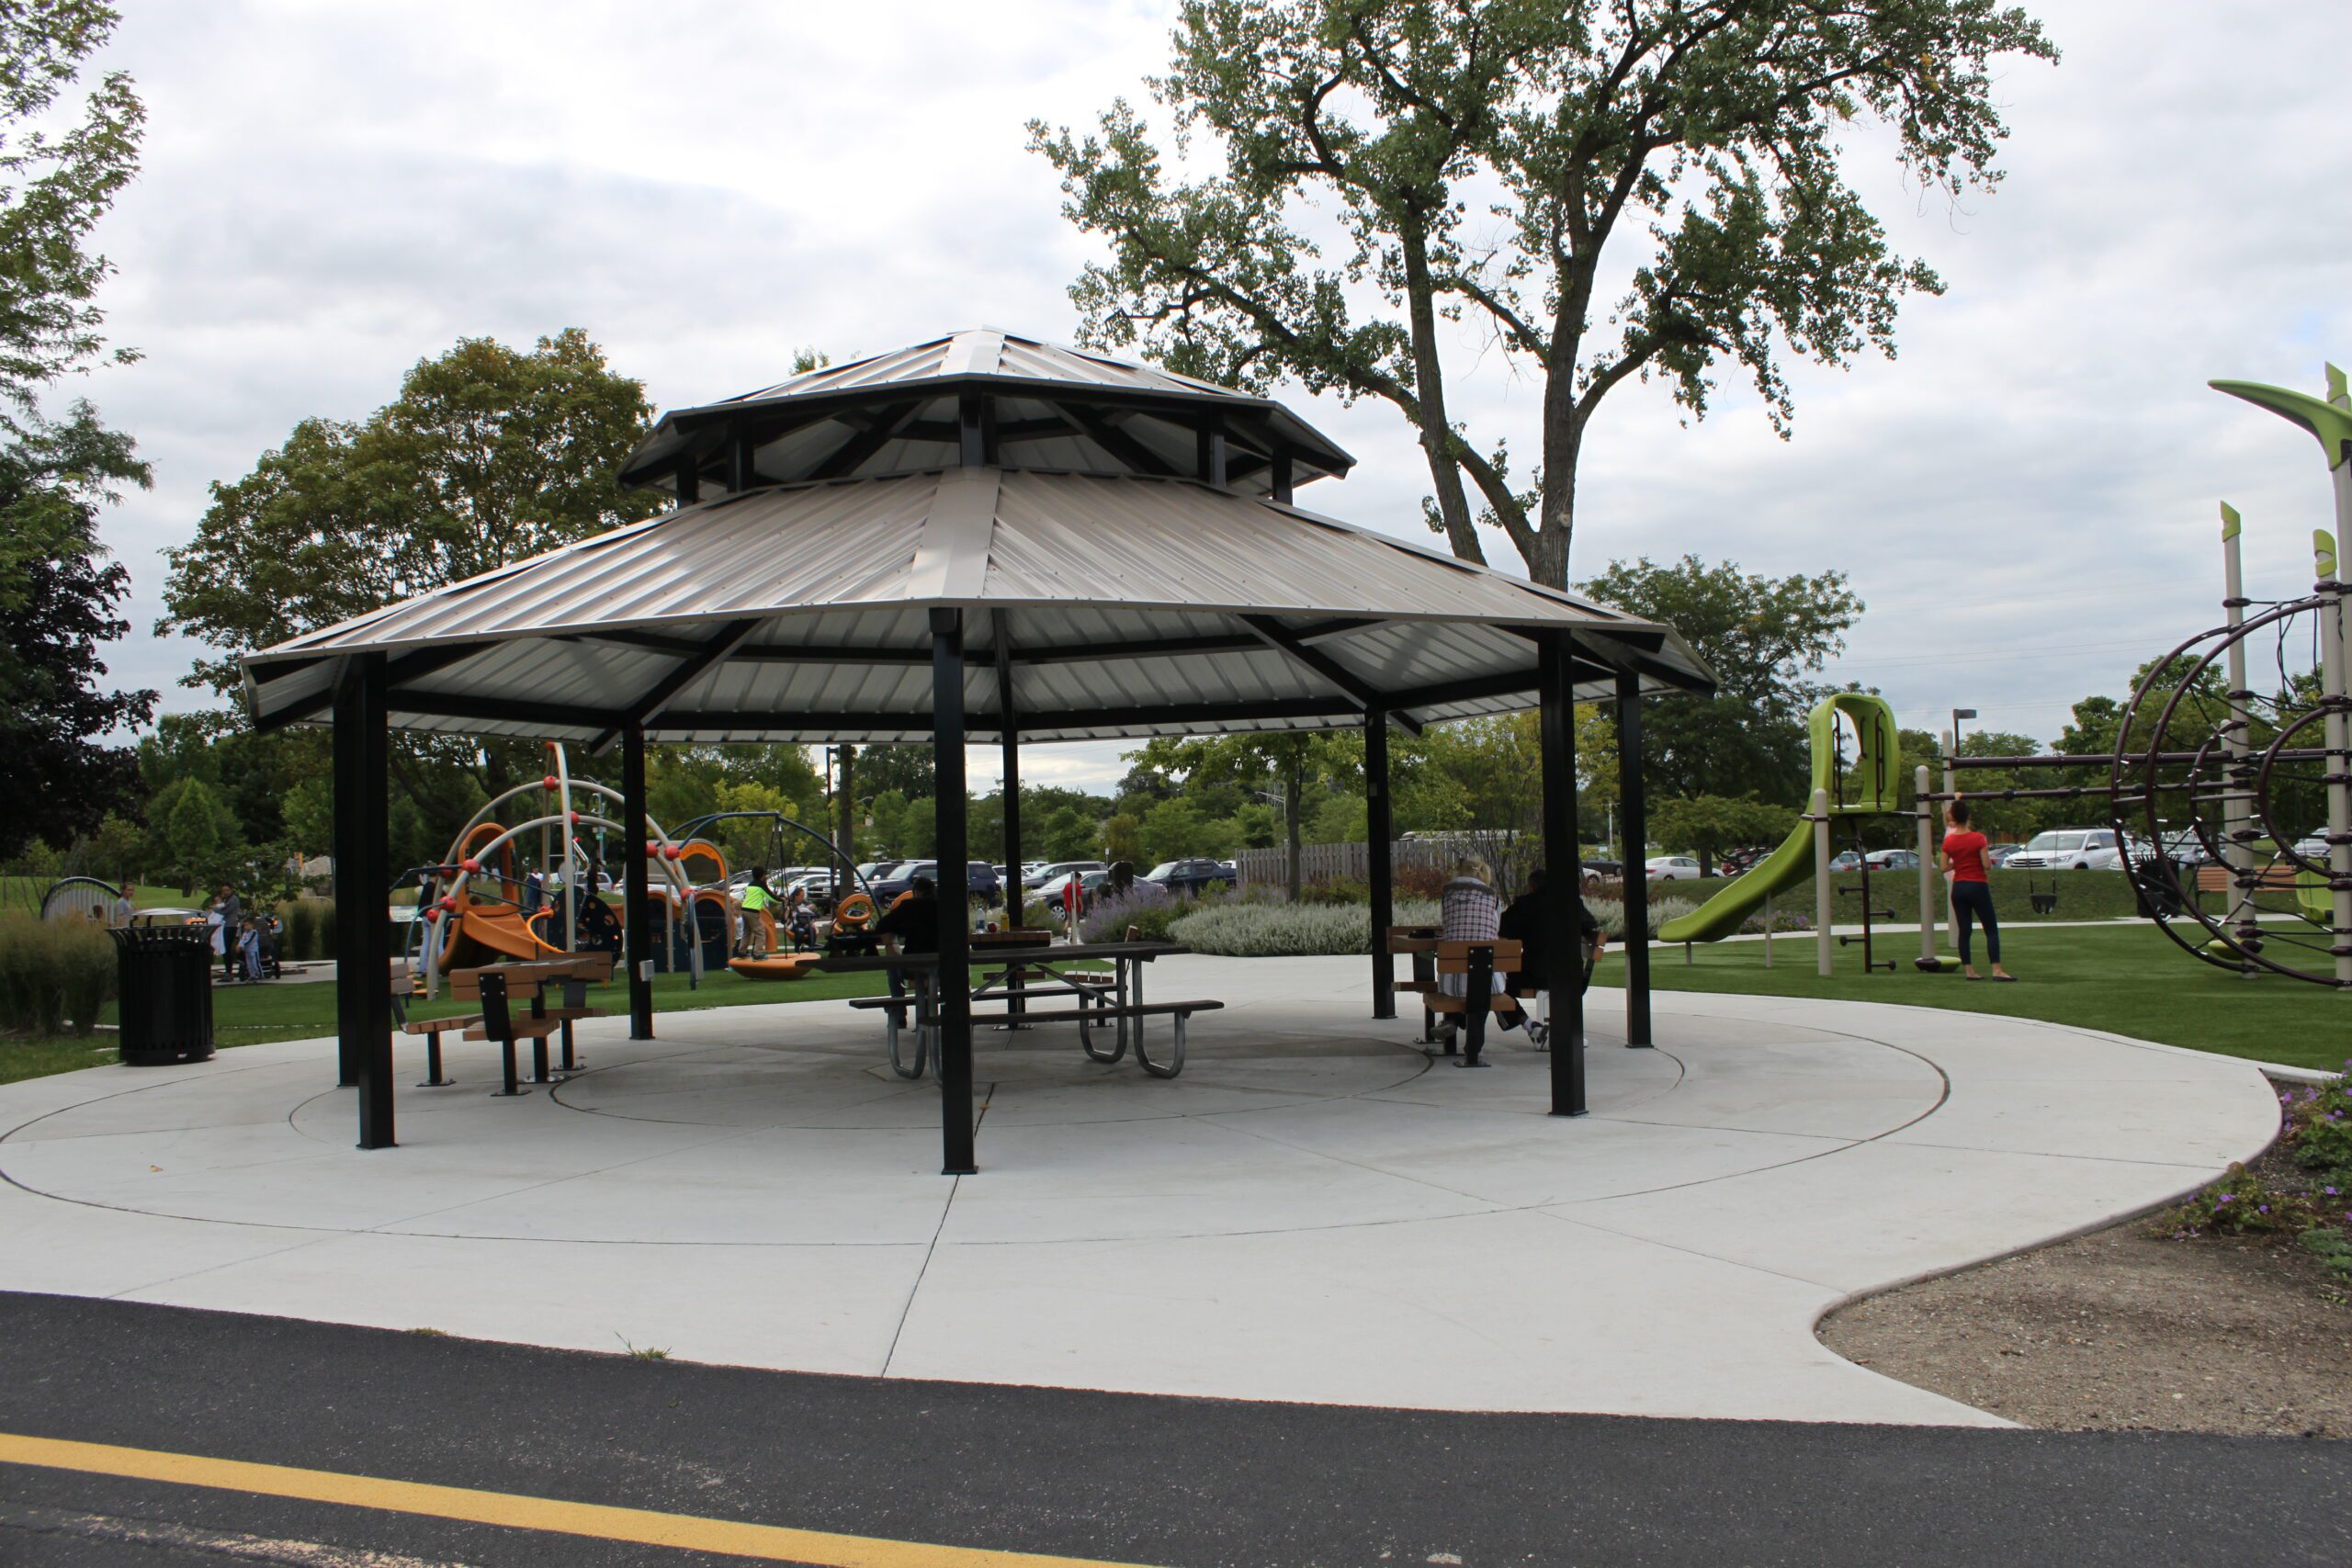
<box><xmin>1595</xmin><ymin>921</ymin><xmax>2352</xmax><ymax>1072</ymax></box>
<box><xmin>0</xmin><ymin>874</ymin><xmax>206</xmax><ymax>913</ymax></box>
<box><xmin>0</xmin><ymin>966</ymin><xmax>888</xmax><ymax>1087</ymax></box>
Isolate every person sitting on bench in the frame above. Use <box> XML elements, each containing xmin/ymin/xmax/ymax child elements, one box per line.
<box><xmin>1498</xmin><ymin>868</ymin><xmax>1605</xmax><ymax>994</ymax></box>
<box><xmin>1434</xmin><ymin>860</ymin><xmax>1503</xmax><ymax>1052</ymax></box>
<box><xmin>874</xmin><ymin>874</ymin><xmax>938</xmax><ymax>1003</ymax></box>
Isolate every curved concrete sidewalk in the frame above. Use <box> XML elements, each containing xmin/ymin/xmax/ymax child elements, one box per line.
<box><xmin>0</xmin><ymin>957</ymin><xmax>2278</xmax><ymax>1426</ymax></box>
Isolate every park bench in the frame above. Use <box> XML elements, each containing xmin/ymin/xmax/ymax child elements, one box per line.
<box><xmin>446</xmin><ymin>961</ymin><xmax>579</xmax><ymax>1096</ymax></box>
<box><xmin>2195</xmin><ymin>862</ymin><xmax>2307</xmax><ymax>896</ymax></box>
<box><xmin>1386</xmin><ymin>924</ymin><xmax>1443</xmax><ymax>1043</ymax></box>
<box><xmin>389</xmin><ymin>964</ymin><xmax>468</xmax><ymax>1088</ymax></box>
<box><xmin>1425</xmin><ymin>938</ymin><xmax>1526</xmax><ymax>1067</ymax></box>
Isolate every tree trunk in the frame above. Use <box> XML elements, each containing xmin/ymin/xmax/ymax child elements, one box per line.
<box><xmin>1399</xmin><ymin>221</ymin><xmax>1487</xmax><ymax>567</ymax></box>
<box><xmin>1530</xmin><ymin>424</ymin><xmax>1577</xmax><ymax>589</ymax></box>
<box><xmin>837</xmin><ymin>744</ymin><xmax>855</xmax><ymax>872</ymax></box>
<box><xmin>1283</xmin><ymin>761</ymin><xmax>1304</xmax><ymax>903</ymax></box>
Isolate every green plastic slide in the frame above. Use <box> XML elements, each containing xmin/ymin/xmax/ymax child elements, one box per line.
<box><xmin>1655</xmin><ymin>693</ymin><xmax>1901</xmax><ymax>944</ymax></box>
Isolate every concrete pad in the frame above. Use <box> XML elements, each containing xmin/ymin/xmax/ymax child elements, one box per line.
<box><xmin>0</xmin><ymin>957</ymin><xmax>2278</xmax><ymax>1426</ymax></box>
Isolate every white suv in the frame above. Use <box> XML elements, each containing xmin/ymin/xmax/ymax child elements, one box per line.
<box><xmin>2004</xmin><ymin>829</ymin><xmax>2118</xmax><ymax>871</ymax></box>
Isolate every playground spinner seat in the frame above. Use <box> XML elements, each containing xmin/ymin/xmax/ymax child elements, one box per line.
<box><xmin>728</xmin><ymin>954</ymin><xmax>820</xmax><ymax>981</ymax></box>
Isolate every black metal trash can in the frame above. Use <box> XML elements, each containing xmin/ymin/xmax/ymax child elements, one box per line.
<box><xmin>108</xmin><ymin>926</ymin><xmax>216</xmax><ymax>1066</ymax></box>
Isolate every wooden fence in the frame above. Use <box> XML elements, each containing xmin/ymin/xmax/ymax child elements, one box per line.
<box><xmin>1234</xmin><ymin>837</ymin><xmax>1514</xmax><ymax>888</ymax></box>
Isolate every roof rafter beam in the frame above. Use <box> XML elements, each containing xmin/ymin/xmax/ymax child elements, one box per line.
<box><xmin>1050</xmin><ymin>400</ymin><xmax>1178</xmax><ymax>477</ymax></box>
<box><xmin>810</xmin><ymin>400</ymin><xmax>924</xmax><ymax>481</ymax></box>
<box><xmin>1241</xmin><ymin>615</ymin><xmax>1423</xmax><ymax>735</ymax></box>
<box><xmin>592</xmin><ymin>617</ymin><xmax>763</xmax><ymax>754</ymax></box>
<box><xmin>252</xmin><ymin>641</ymin><xmax>496</xmax><ymax>732</ymax></box>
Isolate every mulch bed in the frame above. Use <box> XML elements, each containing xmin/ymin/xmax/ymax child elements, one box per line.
<box><xmin>1819</xmin><ymin>1082</ymin><xmax>2352</xmax><ymax>1436</ymax></box>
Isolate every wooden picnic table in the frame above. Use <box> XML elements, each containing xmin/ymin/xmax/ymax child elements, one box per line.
<box><xmin>815</xmin><ymin>940</ymin><xmax>1206</xmax><ymax>1078</ymax></box>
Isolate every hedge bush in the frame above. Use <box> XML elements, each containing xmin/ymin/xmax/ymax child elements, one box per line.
<box><xmin>1169</xmin><ymin>897</ymin><xmax>1442</xmax><ymax>957</ymax></box>
<box><xmin>0</xmin><ymin>914</ymin><xmax>116</xmax><ymax>1037</ymax></box>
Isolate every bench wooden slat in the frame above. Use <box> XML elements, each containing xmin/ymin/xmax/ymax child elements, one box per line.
<box><xmin>972</xmin><ymin>1000</ymin><xmax>1221</xmax><ymax>1023</ymax></box>
<box><xmin>463</xmin><ymin>1018</ymin><xmax>566</xmax><ymax>1043</ymax></box>
<box><xmin>2195</xmin><ymin>863</ymin><xmax>2302</xmax><ymax>894</ymax></box>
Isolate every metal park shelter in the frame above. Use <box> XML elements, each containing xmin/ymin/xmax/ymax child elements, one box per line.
<box><xmin>241</xmin><ymin>330</ymin><xmax>1716</xmax><ymax>1168</ymax></box>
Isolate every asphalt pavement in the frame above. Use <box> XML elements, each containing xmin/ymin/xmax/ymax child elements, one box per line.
<box><xmin>0</xmin><ymin>1292</ymin><xmax>2343</xmax><ymax>1566</ymax></box>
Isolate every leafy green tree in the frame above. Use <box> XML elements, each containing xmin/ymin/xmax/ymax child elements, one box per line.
<box><xmin>282</xmin><ymin>776</ymin><xmax>334</xmax><ymax>861</ymax></box>
<box><xmin>1650</xmin><ymin>793</ymin><xmax>1796</xmax><ymax>875</ymax></box>
<box><xmin>162</xmin><ymin>776</ymin><xmax>238</xmax><ymax>890</ymax></box>
<box><xmin>1132</xmin><ymin>731</ymin><xmax>1359</xmax><ymax>897</ymax></box>
<box><xmin>1141</xmin><ymin>796</ymin><xmax>1238</xmax><ymax>862</ymax></box>
<box><xmin>1036</xmin><ymin>804</ymin><xmax>1101</xmax><ymax>863</ymax></box>
<box><xmin>0</xmin><ymin>410</ymin><xmax>154</xmax><ymax>855</ymax></box>
<box><xmin>0</xmin><ymin>4</ymin><xmax>153</xmax><ymax>852</ymax></box>
<box><xmin>159</xmin><ymin>330</ymin><xmax>661</xmax><ymax>694</ymax></box>
<box><xmin>1101</xmin><ymin>811</ymin><xmax>1146</xmax><ymax>865</ymax></box>
<box><xmin>1582</xmin><ymin>555</ymin><xmax>1860</xmax><ymax>806</ymax></box>
<box><xmin>1032</xmin><ymin>0</ymin><xmax>2053</xmax><ymax>584</ymax></box>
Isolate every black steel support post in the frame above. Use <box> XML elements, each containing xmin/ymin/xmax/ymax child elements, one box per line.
<box><xmin>994</xmin><ymin>612</ymin><xmax>1021</xmax><ymax>910</ymax></box>
<box><xmin>621</xmin><ymin>721</ymin><xmax>655</xmax><ymax>1040</ymax></box>
<box><xmin>1539</xmin><ymin>632</ymin><xmax>1588</xmax><ymax>1115</ymax></box>
<box><xmin>932</xmin><ymin>608</ymin><xmax>978</xmax><ymax>1175</ymax></box>
<box><xmin>332</xmin><ymin>653</ymin><xmax>395</xmax><ymax>1148</ymax></box>
<box><xmin>1615</xmin><ymin>668</ymin><xmax>1653</xmax><ymax>1047</ymax></box>
<box><xmin>1365</xmin><ymin>705</ymin><xmax>1396</xmax><ymax>1019</ymax></box>
<box><xmin>1270</xmin><ymin>448</ymin><xmax>1295</xmax><ymax>505</ymax></box>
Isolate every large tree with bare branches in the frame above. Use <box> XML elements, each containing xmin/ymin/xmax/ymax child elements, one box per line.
<box><xmin>1032</xmin><ymin>0</ymin><xmax>2055</xmax><ymax>585</ymax></box>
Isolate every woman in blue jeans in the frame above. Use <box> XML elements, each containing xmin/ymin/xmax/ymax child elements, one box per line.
<box><xmin>1939</xmin><ymin>798</ymin><xmax>2015</xmax><ymax>981</ymax></box>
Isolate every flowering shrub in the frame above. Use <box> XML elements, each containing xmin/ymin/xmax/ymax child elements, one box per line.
<box><xmin>1077</xmin><ymin>884</ymin><xmax>1177</xmax><ymax>943</ymax></box>
<box><xmin>2153</xmin><ymin>1161</ymin><xmax>2314</xmax><ymax>1239</ymax></box>
<box><xmin>2280</xmin><ymin>1066</ymin><xmax>2352</xmax><ymax>1180</ymax></box>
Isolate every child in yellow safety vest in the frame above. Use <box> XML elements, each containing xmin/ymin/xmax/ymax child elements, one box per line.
<box><xmin>738</xmin><ymin>868</ymin><xmax>774</xmax><ymax>956</ymax></box>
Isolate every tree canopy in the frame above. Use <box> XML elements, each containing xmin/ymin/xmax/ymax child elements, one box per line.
<box><xmin>1032</xmin><ymin>0</ymin><xmax>2055</xmax><ymax>584</ymax></box>
<box><xmin>1582</xmin><ymin>553</ymin><xmax>1860</xmax><ymax>804</ymax></box>
<box><xmin>159</xmin><ymin>329</ymin><xmax>662</xmax><ymax>694</ymax></box>
<box><xmin>0</xmin><ymin>4</ymin><xmax>152</xmax><ymax>856</ymax></box>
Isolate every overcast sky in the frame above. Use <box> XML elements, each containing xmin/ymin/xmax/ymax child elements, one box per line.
<box><xmin>67</xmin><ymin>0</ymin><xmax>2352</xmax><ymax>792</ymax></box>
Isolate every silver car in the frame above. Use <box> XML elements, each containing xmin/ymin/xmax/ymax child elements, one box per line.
<box><xmin>2005</xmin><ymin>829</ymin><xmax>2119</xmax><ymax>871</ymax></box>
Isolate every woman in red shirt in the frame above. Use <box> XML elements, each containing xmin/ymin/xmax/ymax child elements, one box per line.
<box><xmin>1939</xmin><ymin>798</ymin><xmax>2014</xmax><ymax>981</ymax></box>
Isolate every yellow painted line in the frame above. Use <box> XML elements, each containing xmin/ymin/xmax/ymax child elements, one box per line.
<box><xmin>0</xmin><ymin>1431</ymin><xmax>1160</xmax><ymax>1567</ymax></box>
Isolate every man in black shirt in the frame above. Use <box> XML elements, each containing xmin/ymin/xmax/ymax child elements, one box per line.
<box><xmin>874</xmin><ymin>875</ymin><xmax>939</xmax><ymax>1004</ymax></box>
<box><xmin>1498</xmin><ymin>868</ymin><xmax>1605</xmax><ymax>1004</ymax></box>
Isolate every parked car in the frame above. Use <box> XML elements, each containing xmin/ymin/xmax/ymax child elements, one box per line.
<box><xmin>1144</xmin><ymin>858</ymin><xmax>1232</xmax><ymax>896</ymax></box>
<box><xmin>2003</xmin><ymin>829</ymin><xmax>2118</xmax><ymax>871</ymax></box>
<box><xmin>1826</xmin><ymin>849</ymin><xmax>1861</xmax><ymax>873</ymax></box>
<box><xmin>1578</xmin><ymin>857</ymin><xmax>1623</xmax><ymax>891</ymax></box>
<box><xmin>1645</xmin><ymin>855</ymin><xmax>1702</xmax><ymax>881</ymax></box>
<box><xmin>1034</xmin><ymin>868</ymin><xmax>1092</xmax><ymax>908</ymax></box>
<box><xmin>1983</xmin><ymin>842</ymin><xmax>2025</xmax><ymax>868</ymax></box>
<box><xmin>1024</xmin><ymin>859</ymin><xmax>1106</xmax><ymax>891</ymax></box>
<box><xmin>1862</xmin><ymin>849</ymin><xmax>1918</xmax><ymax>872</ymax></box>
<box><xmin>868</xmin><ymin>860</ymin><xmax>1003</xmax><ymax>908</ymax></box>
<box><xmin>1037</xmin><ymin>867</ymin><xmax>1118</xmax><ymax>915</ymax></box>
<box><xmin>1715</xmin><ymin>845</ymin><xmax>1770</xmax><ymax>877</ymax></box>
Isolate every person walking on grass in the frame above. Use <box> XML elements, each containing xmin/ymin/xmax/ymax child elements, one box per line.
<box><xmin>1940</xmin><ymin>798</ymin><xmax>2014</xmax><ymax>981</ymax></box>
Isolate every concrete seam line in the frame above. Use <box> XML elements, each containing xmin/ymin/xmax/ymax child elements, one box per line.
<box><xmin>0</xmin><ymin>1431</ymin><xmax>1160</xmax><ymax>1568</ymax></box>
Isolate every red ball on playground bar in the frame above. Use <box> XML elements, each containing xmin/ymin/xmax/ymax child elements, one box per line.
<box><xmin>543</xmin><ymin>774</ymin><xmax>560</xmax><ymax>790</ymax></box>
<box><xmin>460</xmin><ymin>858</ymin><xmax>480</xmax><ymax>873</ymax></box>
<box><xmin>569</xmin><ymin>810</ymin><xmax>581</xmax><ymax>823</ymax></box>
<box><xmin>662</xmin><ymin>846</ymin><xmax>681</xmax><ymax>861</ymax></box>
<box><xmin>424</xmin><ymin>908</ymin><xmax>440</xmax><ymax>923</ymax></box>
<box><xmin>437</xmin><ymin>897</ymin><xmax>455</xmax><ymax>911</ymax></box>
<box><xmin>645</xmin><ymin>840</ymin><xmax>660</xmax><ymax>856</ymax></box>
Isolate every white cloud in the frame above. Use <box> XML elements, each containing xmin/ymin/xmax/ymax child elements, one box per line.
<box><xmin>68</xmin><ymin>0</ymin><xmax>2352</xmax><ymax>791</ymax></box>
